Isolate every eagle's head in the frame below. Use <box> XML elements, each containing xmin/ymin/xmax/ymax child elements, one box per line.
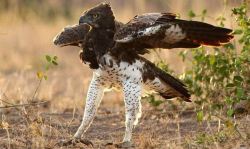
<box><xmin>79</xmin><ymin>3</ymin><xmax>115</xmax><ymax>29</ymax></box>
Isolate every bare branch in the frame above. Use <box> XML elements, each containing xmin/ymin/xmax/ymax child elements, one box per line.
<box><xmin>0</xmin><ymin>100</ymin><xmax>48</xmax><ymax>109</ymax></box>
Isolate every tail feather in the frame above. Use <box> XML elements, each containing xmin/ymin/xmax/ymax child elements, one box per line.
<box><xmin>142</xmin><ymin>58</ymin><xmax>191</xmax><ymax>102</ymax></box>
<box><xmin>153</xmin><ymin>67</ymin><xmax>191</xmax><ymax>102</ymax></box>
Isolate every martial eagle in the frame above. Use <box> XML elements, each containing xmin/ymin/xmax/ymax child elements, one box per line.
<box><xmin>53</xmin><ymin>3</ymin><xmax>233</xmax><ymax>148</ymax></box>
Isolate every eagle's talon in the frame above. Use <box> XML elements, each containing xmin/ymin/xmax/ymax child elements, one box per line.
<box><xmin>115</xmin><ymin>141</ymin><xmax>134</xmax><ymax>148</ymax></box>
<box><xmin>104</xmin><ymin>141</ymin><xmax>114</xmax><ymax>146</ymax></box>
<box><xmin>79</xmin><ymin>138</ymin><xmax>94</xmax><ymax>146</ymax></box>
<box><xmin>56</xmin><ymin>138</ymin><xmax>93</xmax><ymax>147</ymax></box>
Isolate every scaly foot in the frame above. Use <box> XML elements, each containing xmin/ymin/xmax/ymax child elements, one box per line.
<box><xmin>56</xmin><ymin>138</ymin><xmax>93</xmax><ymax>147</ymax></box>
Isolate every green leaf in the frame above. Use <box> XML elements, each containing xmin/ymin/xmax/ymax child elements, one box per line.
<box><xmin>201</xmin><ymin>9</ymin><xmax>207</xmax><ymax>21</ymax></box>
<box><xmin>227</xmin><ymin>109</ymin><xmax>234</xmax><ymax>117</ymax></box>
<box><xmin>225</xmin><ymin>97</ymin><xmax>233</xmax><ymax>105</ymax></box>
<box><xmin>223</xmin><ymin>43</ymin><xmax>234</xmax><ymax>50</ymax></box>
<box><xmin>209</xmin><ymin>55</ymin><xmax>215</xmax><ymax>65</ymax></box>
<box><xmin>52</xmin><ymin>61</ymin><xmax>58</xmax><ymax>66</ymax></box>
<box><xmin>53</xmin><ymin>56</ymin><xmax>58</xmax><ymax>60</ymax></box>
<box><xmin>233</xmin><ymin>29</ymin><xmax>243</xmax><ymax>35</ymax></box>
<box><xmin>188</xmin><ymin>10</ymin><xmax>196</xmax><ymax>19</ymax></box>
<box><xmin>236</xmin><ymin>87</ymin><xmax>244</xmax><ymax>98</ymax></box>
<box><xmin>202</xmin><ymin>9</ymin><xmax>207</xmax><ymax>15</ymax></box>
<box><xmin>44</xmin><ymin>75</ymin><xmax>48</xmax><ymax>80</ymax></box>
<box><xmin>218</xmin><ymin>66</ymin><xmax>228</xmax><ymax>76</ymax></box>
<box><xmin>144</xmin><ymin>94</ymin><xmax>164</xmax><ymax>107</ymax></box>
<box><xmin>234</xmin><ymin>75</ymin><xmax>244</xmax><ymax>82</ymax></box>
<box><xmin>196</xmin><ymin>111</ymin><xmax>203</xmax><ymax>122</ymax></box>
<box><xmin>45</xmin><ymin>55</ymin><xmax>51</xmax><ymax>62</ymax></box>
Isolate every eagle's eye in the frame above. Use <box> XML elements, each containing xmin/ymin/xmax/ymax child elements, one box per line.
<box><xmin>93</xmin><ymin>14</ymin><xmax>99</xmax><ymax>19</ymax></box>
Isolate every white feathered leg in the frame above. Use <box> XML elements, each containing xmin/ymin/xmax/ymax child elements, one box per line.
<box><xmin>74</xmin><ymin>74</ymin><xmax>104</xmax><ymax>139</ymax></box>
<box><xmin>122</xmin><ymin>80</ymin><xmax>142</xmax><ymax>144</ymax></box>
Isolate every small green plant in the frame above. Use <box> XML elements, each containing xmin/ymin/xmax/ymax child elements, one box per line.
<box><xmin>188</xmin><ymin>9</ymin><xmax>207</xmax><ymax>21</ymax></box>
<box><xmin>194</xmin><ymin>130</ymin><xmax>229</xmax><ymax>145</ymax></box>
<box><xmin>32</xmin><ymin>55</ymin><xmax>58</xmax><ymax>101</ymax></box>
<box><xmin>143</xmin><ymin>94</ymin><xmax>164</xmax><ymax>107</ymax></box>
<box><xmin>181</xmin><ymin>4</ymin><xmax>249</xmax><ymax>123</ymax></box>
<box><xmin>37</xmin><ymin>55</ymin><xmax>58</xmax><ymax>81</ymax></box>
<box><xmin>156</xmin><ymin>60</ymin><xmax>174</xmax><ymax>74</ymax></box>
<box><xmin>148</xmin><ymin>6</ymin><xmax>249</xmax><ymax>148</ymax></box>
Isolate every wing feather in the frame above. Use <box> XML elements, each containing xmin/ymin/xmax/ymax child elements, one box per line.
<box><xmin>53</xmin><ymin>24</ymin><xmax>91</xmax><ymax>47</ymax></box>
<box><xmin>114</xmin><ymin>13</ymin><xmax>175</xmax><ymax>43</ymax></box>
<box><xmin>53</xmin><ymin>21</ymin><xmax>124</xmax><ymax>47</ymax></box>
<box><xmin>114</xmin><ymin>13</ymin><xmax>234</xmax><ymax>52</ymax></box>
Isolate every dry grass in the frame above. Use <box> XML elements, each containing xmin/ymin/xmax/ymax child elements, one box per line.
<box><xmin>0</xmin><ymin>101</ymin><xmax>249</xmax><ymax>148</ymax></box>
<box><xmin>0</xmin><ymin>0</ymin><xmax>249</xmax><ymax>148</ymax></box>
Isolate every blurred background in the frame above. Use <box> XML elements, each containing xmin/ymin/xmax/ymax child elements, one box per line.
<box><xmin>0</xmin><ymin>0</ymin><xmax>245</xmax><ymax>111</ymax></box>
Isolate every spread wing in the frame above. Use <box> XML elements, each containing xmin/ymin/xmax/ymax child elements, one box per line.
<box><xmin>114</xmin><ymin>13</ymin><xmax>234</xmax><ymax>50</ymax></box>
<box><xmin>53</xmin><ymin>24</ymin><xmax>91</xmax><ymax>47</ymax></box>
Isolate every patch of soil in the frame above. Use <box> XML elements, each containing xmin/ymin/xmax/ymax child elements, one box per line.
<box><xmin>0</xmin><ymin>102</ymin><xmax>249</xmax><ymax>149</ymax></box>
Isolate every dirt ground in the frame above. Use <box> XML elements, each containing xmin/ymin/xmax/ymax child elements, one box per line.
<box><xmin>0</xmin><ymin>99</ymin><xmax>249</xmax><ymax>149</ymax></box>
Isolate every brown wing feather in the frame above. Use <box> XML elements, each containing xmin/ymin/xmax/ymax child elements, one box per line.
<box><xmin>53</xmin><ymin>21</ymin><xmax>124</xmax><ymax>47</ymax></box>
<box><xmin>114</xmin><ymin>13</ymin><xmax>176</xmax><ymax>42</ymax></box>
<box><xmin>155</xmin><ymin>12</ymin><xmax>177</xmax><ymax>23</ymax></box>
<box><xmin>174</xmin><ymin>20</ymin><xmax>234</xmax><ymax>47</ymax></box>
<box><xmin>53</xmin><ymin>24</ymin><xmax>91</xmax><ymax>47</ymax></box>
<box><xmin>114</xmin><ymin>13</ymin><xmax>234</xmax><ymax>51</ymax></box>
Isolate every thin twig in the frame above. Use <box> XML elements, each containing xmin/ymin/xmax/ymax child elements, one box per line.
<box><xmin>234</xmin><ymin>124</ymin><xmax>247</xmax><ymax>140</ymax></box>
<box><xmin>0</xmin><ymin>100</ymin><xmax>48</xmax><ymax>109</ymax></box>
<box><xmin>31</xmin><ymin>79</ymin><xmax>43</xmax><ymax>101</ymax></box>
<box><xmin>1</xmin><ymin>93</ymin><xmax>22</xmax><ymax>112</ymax></box>
<box><xmin>67</xmin><ymin>104</ymin><xmax>77</xmax><ymax>127</ymax></box>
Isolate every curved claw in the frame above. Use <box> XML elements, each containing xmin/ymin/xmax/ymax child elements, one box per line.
<box><xmin>56</xmin><ymin>138</ymin><xmax>93</xmax><ymax>147</ymax></box>
<box><xmin>115</xmin><ymin>141</ymin><xmax>134</xmax><ymax>148</ymax></box>
<box><xmin>79</xmin><ymin>138</ymin><xmax>94</xmax><ymax>146</ymax></box>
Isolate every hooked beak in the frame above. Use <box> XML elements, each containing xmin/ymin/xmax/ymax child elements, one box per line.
<box><xmin>79</xmin><ymin>15</ymin><xmax>91</xmax><ymax>24</ymax></box>
<box><xmin>79</xmin><ymin>15</ymin><xmax>99</xmax><ymax>28</ymax></box>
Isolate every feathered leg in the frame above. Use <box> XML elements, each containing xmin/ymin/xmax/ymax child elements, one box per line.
<box><xmin>117</xmin><ymin>80</ymin><xmax>142</xmax><ymax>147</ymax></box>
<box><xmin>74</xmin><ymin>74</ymin><xmax>104</xmax><ymax>138</ymax></box>
<box><xmin>58</xmin><ymin>74</ymin><xmax>104</xmax><ymax>147</ymax></box>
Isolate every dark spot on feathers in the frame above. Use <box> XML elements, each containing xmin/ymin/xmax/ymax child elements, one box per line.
<box><xmin>109</xmin><ymin>59</ymin><xmax>113</xmax><ymax>67</ymax></box>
